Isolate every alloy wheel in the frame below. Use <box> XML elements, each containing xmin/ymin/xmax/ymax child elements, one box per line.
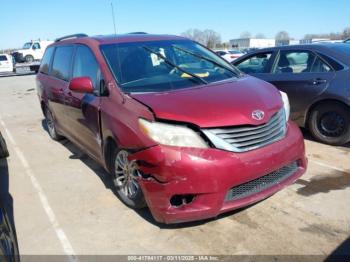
<box><xmin>113</xmin><ymin>150</ymin><xmax>141</xmax><ymax>199</ymax></box>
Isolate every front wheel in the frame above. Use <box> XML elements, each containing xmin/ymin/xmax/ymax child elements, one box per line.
<box><xmin>111</xmin><ymin>149</ymin><xmax>146</xmax><ymax>209</ymax></box>
<box><xmin>44</xmin><ymin>107</ymin><xmax>63</xmax><ymax>141</ymax></box>
<box><xmin>308</xmin><ymin>102</ymin><xmax>350</xmax><ymax>146</ymax></box>
<box><xmin>24</xmin><ymin>55</ymin><xmax>34</xmax><ymax>63</ymax></box>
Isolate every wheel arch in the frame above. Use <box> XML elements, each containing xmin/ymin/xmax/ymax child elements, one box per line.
<box><xmin>103</xmin><ymin>136</ymin><xmax>119</xmax><ymax>172</ymax></box>
<box><xmin>40</xmin><ymin>100</ymin><xmax>47</xmax><ymax>116</ymax></box>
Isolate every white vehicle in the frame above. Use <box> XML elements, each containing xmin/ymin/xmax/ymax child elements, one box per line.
<box><xmin>0</xmin><ymin>54</ymin><xmax>14</xmax><ymax>73</ymax></box>
<box><xmin>12</xmin><ymin>40</ymin><xmax>53</xmax><ymax>63</ymax></box>
<box><xmin>215</xmin><ymin>50</ymin><xmax>244</xmax><ymax>62</ymax></box>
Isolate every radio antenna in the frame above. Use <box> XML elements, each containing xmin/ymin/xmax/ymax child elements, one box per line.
<box><xmin>111</xmin><ymin>1</ymin><xmax>117</xmax><ymax>35</ymax></box>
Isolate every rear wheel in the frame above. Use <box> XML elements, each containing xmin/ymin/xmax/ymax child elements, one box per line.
<box><xmin>309</xmin><ymin>102</ymin><xmax>350</xmax><ymax>146</ymax></box>
<box><xmin>44</xmin><ymin>107</ymin><xmax>63</xmax><ymax>141</ymax></box>
<box><xmin>24</xmin><ymin>55</ymin><xmax>34</xmax><ymax>63</ymax></box>
<box><xmin>110</xmin><ymin>148</ymin><xmax>146</xmax><ymax>209</ymax></box>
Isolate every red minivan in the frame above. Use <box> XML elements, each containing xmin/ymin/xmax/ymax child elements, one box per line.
<box><xmin>36</xmin><ymin>33</ymin><xmax>307</xmax><ymax>224</ymax></box>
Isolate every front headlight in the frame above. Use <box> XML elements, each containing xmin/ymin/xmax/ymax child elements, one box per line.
<box><xmin>280</xmin><ymin>91</ymin><xmax>290</xmax><ymax>120</ymax></box>
<box><xmin>139</xmin><ymin>119</ymin><xmax>208</xmax><ymax>148</ymax></box>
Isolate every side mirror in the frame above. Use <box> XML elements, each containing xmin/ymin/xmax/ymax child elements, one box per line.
<box><xmin>69</xmin><ymin>77</ymin><xmax>94</xmax><ymax>94</ymax></box>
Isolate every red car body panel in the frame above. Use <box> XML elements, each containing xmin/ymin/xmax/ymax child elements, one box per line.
<box><xmin>36</xmin><ymin>34</ymin><xmax>307</xmax><ymax>224</ymax></box>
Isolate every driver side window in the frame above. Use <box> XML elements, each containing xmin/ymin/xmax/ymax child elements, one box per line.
<box><xmin>72</xmin><ymin>45</ymin><xmax>100</xmax><ymax>90</ymax></box>
<box><xmin>236</xmin><ymin>52</ymin><xmax>272</xmax><ymax>74</ymax></box>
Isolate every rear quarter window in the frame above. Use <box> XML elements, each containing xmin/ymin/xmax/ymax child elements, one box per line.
<box><xmin>51</xmin><ymin>46</ymin><xmax>74</xmax><ymax>81</ymax></box>
<box><xmin>318</xmin><ymin>52</ymin><xmax>344</xmax><ymax>71</ymax></box>
<box><xmin>39</xmin><ymin>47</ymin><xmax>54</xmax><ymax>74</ymax></box>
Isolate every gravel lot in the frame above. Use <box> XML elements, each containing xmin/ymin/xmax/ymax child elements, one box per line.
<box><xmin>0</xmin><ymin>75</ymin><xmax>349</xmax><ymax>258</ymax></box>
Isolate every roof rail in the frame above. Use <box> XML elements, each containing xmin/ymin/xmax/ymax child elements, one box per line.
<box><xmin>128</xmin><ymin>32</ymin><xmax>148</xmax><ymax>35</ymax></box>
<box><xmin>55</xmin><ymin>33</ymin><xmax>88</xmax><ymax>42</ymax></box>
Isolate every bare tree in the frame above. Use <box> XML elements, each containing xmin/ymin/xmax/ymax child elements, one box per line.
<box><xmin>202</xmin><ymin>29</ymin><xmax>221</xmax><ymax>49</ymax></box>
<box><xmin>181</xmin><ymin>29</ymin><xmax>221</xmax><ymax>48</ymax></box>
<box><xmin>255</xmin><ymin>33</ymin><xmax>266</xmax><ymax>39</ymax></box>
<box><xmin>275</xmin><ymin>31</ymin><xmax>290</xmax><ymax>40</ymax></box>
<box><xmin>181</xmin><ymin>29</ymin><xmax>205</xmax><ymax>43</ymax></box>
<box><xmin>240</xmin><ymin>31</ymin><xmax>252</xmax><ymax>38</ymax></box>
<box><xmin>343</xmin><ymin>27</ymin><xmax>350</xmax><ymax>39</ymax></box>
<box><xmin>304</xmin><ymin>32</ymin><xmax>342</xmax><ymax>40</ymax></box>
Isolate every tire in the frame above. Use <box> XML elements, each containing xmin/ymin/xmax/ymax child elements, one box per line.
<box><xmin>308</xmin><ymin>102</ymin><xmax>350</xmax><ymax>146</ymax></box>
<box><xmin>110</xmin><ymin>148</ymin><xmax>146</xmax><ymax>209</ymax></box>
<box><xmin>0</xmin><ymin>132</ymin><xmax>9</xmax><ymax>158</ymax></box>
<box><xmin>24</xmin><ymin>55</ymin><xmax>34</xmax><ymax>63</ymax></box>
<box><xmin>44</xmin><ymin>107</ymin><xmax>63</xmax><ymax>141</ymax></box>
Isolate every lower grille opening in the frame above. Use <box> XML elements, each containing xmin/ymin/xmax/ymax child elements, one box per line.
<box><xmin>225</xmin><ymin>161</ymin><xmax>299</xmax><ymax>202</ymax></box>
<box><xmin>170</xmin><ymin>195</ymin><xmax>195</xmax><ymax>207</ymax></box>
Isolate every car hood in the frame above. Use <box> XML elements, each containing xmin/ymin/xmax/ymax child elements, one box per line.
<box><xmin>130</xmin><ymin>76</ymin><xmax>283</xmax><ymax>128</ymax></box>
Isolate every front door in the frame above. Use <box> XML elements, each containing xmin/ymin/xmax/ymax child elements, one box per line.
<box><xmin>64</xmin><ymin>45</ymin><xmax>102</xmax><ymax>159</ymax></box>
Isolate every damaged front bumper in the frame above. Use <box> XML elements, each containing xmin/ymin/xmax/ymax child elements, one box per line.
<box><xmin>129</xmin><ymin>122</ymin><xmax>307</xmax><ymax>224</ymax></box>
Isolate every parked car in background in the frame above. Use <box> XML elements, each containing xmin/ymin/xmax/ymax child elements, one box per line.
<box><xmin>12</xmin><ymin>40</ymin><xmax>53</xmax><ymax>63</ymax></box>
<box><xmin>37</xmin><ymin>33</ymin><xmax>306</xmax><ymax>224</ymax></box>
<box><xmin>233</xmin><ymin>43</ymin><xmax>350</xmax><ymax>145</ymax></box>
<box><xmin>215</xmin><ymin>50</ymin><xmax>244</xmax><ymax>62</ymax></box>
<box><xmin>0</xmin><ymin>54</ymin><xmax>14</xmax><ymax>73</ymax></box>
<box><xmin>0</xmin><ymin>131</ymin><xmax>20</xmax><ymax>261</ymax></box>
<box><xmin>242</xmin><ymin>48</ymin><xmax>260</xmax><ymax>54</ymax></box>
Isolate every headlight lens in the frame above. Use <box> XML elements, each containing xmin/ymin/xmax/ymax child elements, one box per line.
<box><xmin>280</xmin><ymin>91</ymin><xmax>290</xmax><ymax>120</ymax></box>
<box><xmin>139</xmin><ymin>119</ymin><xmax>208</xmax><ymax>148</ymax></box>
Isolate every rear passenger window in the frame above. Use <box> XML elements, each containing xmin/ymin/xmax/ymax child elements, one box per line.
<box><xmin>51</xmin><ymin>46</ymin><xmax>74</xmax><ymax>81</ymax></box>
<box><xmin>0</xmin><ymin>55</ymin><xmax>7</xmax><ymax>61</ymax></box>
<box><xmin>39</xmin><ymin>47</ymin><xmax>54</xmax><ymax>74</ymax></box>
<box><xmin>72</xmin><ymin>45</ymin><xmax>99</xmax><ymax>89</ymax></box>
<box><xmin>273</xmin><ymin>51</ymin><xmax>332</xmax><ymax>74</ymax></box>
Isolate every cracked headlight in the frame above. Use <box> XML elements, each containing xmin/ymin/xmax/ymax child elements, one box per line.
<box><xmin>139</xmin><ymin>119</ymin><xmax>208</xmax><ymax>148</ymax></box>
<box><xmin>280</xmin><ymin>91</ymin><xmax>290</xmax><ymax>121</ymax></box>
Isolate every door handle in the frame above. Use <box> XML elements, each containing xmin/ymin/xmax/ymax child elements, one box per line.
<box><xmin>311</xmin><ymin>78</ymin><xmax>327</xmax><ymax>85</ymax></box>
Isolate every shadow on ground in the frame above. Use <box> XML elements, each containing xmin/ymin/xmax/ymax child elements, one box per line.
<box><xmin>296</xmin><ymin>168</ymin><xmax>350</xmax><ymax>196</ymax></box>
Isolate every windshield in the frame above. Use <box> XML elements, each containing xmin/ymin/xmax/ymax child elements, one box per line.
<box><xmin>101</xmin><ymin>40</ymin><xmax>239</xmax><ymax>93</ymax></box>
<box><xmin>23</xmin><ymin>42</ymin><xmax>32</xmax><ymax>49</ymax></box>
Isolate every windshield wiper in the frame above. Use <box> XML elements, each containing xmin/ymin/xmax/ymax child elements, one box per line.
<box><xmin>142</xmin><ymin>46</ymin><xmax>208</xmax><ymax>85</ymax></box>
<box><xmin>172</xmin><ymin>45</ymin><xmax>238</xmax><ymax>76</ymax></box>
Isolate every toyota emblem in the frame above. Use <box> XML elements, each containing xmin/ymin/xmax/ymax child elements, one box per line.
<box><xmin>252</xmin><ymin>110</ymin><xmax>265</xmax><ymax>121</ymax></box>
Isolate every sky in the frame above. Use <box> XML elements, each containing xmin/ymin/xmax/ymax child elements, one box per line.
<box><xmin>0</xmin><ymin>0</ymin><xmax>349</xmax><ymax>49</ymax></box>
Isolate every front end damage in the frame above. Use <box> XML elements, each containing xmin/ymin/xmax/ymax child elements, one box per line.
<box><xmin>128</xmin><ymin>122</ymin><xmax>307</xmax><ymax>224</ymax></box>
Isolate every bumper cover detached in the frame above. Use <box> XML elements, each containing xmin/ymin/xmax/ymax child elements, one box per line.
<box><xmin>129</xmin><ymin>122</ymin><xmax>307</xmax><ymax>224</ymax></box>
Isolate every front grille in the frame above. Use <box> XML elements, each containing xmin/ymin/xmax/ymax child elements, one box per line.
<box><xmin>203</xmin><ymin>109</ymin><xmax>286</xmax><ymax>152</ymax></box>
<box><xmin>225</xmin><ymin>161</ymin><xmax>298</xmax><ymax>202</ymax></box>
